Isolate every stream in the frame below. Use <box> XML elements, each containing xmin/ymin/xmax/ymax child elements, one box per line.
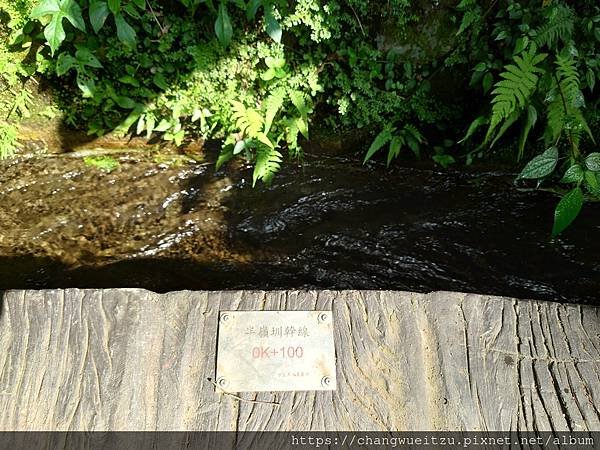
<box><xmin>1</xmin><ymin>149</ymin><xmax>599</xmax><ymax>304</ymax></box>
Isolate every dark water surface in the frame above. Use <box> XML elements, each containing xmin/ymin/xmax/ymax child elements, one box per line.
<box><xmin>1</xmin><ymin>152</ymin><xmax>598</xmax><ymax>304</ymax></box>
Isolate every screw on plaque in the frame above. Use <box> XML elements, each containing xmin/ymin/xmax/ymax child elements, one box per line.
<box><xmin>318</xmin><ymin>312</ymin><xmax>328</xmax><ymax>323</ymax></box>
<box><xmin>220</xmin><ymin>313</ymin><xmax>230</xmax><ymax>323</ymax></box>
<box><xmin>217</xmin><ymin>377</ymin><xmax>229</xmax><ymax>389</ymax></box>
<box><xmin>321</xmin><ymin>376</ymin><xmax>332</xmax><ymax>387</ymax></box>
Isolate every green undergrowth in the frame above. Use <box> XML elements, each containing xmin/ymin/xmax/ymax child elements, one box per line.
<box><xmin>0</xmin><ymin>0</ymin><xmax>599</xmax><ymax>234</ymax></box>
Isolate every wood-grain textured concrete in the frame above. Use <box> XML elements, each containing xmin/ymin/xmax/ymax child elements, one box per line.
<box><xmin>0</xmin><ymin>289</ymin><xmax>598</xmax><ymax>431</ymax></box>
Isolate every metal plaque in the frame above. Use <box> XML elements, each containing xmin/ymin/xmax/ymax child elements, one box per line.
<box><xmin>215</xmin><ymin>311</ymin><xmax>336</xmax><ymax>392</ymax></box>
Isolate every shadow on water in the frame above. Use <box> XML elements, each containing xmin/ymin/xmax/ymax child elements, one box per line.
<box><xmin>0</xmin><ymin>149</ymin><xmax>599</xmax><ymax>305</ymax></box>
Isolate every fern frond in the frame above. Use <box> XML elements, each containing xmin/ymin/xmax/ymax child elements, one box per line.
<box><xmin>231</xmin><ymin>100</ymin><xmax>264</xmax><ymax>137</ymax></box>
<box><xmin>569</xmin><ymin>127</ymin><xmax>583</xmax><ymax>149</ymax></box>
<box><xmin>0</xmin><ymin>123</ymin><xmax>19</xmax><ymax>159</ymax></box>
<box><xmin>263</xmin><ymin>89</ymin><xmax>286</xmax><ymax>134</ymax></box>
<box><xmin>544</xmin><ymin>52</ymin><xmax>595</xmax><ymax>146</ymax></box>
<box><xmin>284</xmin><ymin>117</ymin><xmax>301</xmax><ymax>157</ymax></box>
<box><xmin>486</xmin><ymin>46</ymin><xmax>547</xmax><ymax>144</ymax></box>
<box><xmin>403</xmin><ymin>124</ymin><xmax>424</xmax><ymax>142</ymax></box>
<box><xmin>401</xmin><ymin>124</ymin><xmax>424</xmax><ymax>158</ymax></box>
<box><xmin>290</xmin><ymin>91</ymin><xmax>310</xmax><ymax>138</ymax></box>
<box><xmin>555</xmin><ymin>53</ymin><xmax>583</xmax><ymax>109</ymax></box>
<box><xmin>545</xmin><ymin>87</ymin><xmax>565</xmax><ymax>143</ymax></box>
<box><xmin>457</xmin><ymin>8</ymin><xmax>481</xmax><ymax>35</ymax></box>
<box><xmin>571</xmin><ymin>109</ymin><xmax>595</xmax><ymax>144</ymax></box>
<box><xmin>534</xmin><ymin>5</ymin><xmax>574</xmax><ymax>48</ymax></box>
<box><xmin>253</xmin><ymin>145</ymin><xmax>283</xmax><ymax>186</ymax></box>
<box><xmin>289</xmin><ymin>91</ymin><xmax>309</xmax><ymax>117</ymax></box>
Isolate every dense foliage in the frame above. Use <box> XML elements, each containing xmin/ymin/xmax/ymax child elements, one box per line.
<box><xmin>0</xmin><ymin>0</ymin><xmax>598</xmax><ymax>233</ymax></box>
<box><xmin>456</xmin><ymin>0</ymin><xmax>600</xmax><ymax>236</ymax></box>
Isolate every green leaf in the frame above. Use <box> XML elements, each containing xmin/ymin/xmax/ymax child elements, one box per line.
<box><xmin>459</xmin><ymin>115</ymin><xmax>487</xmax><ymax>143</ymax></box>
<box><xmin>387</xmin><ymin>136</ymin><xmax>403</xmax><ymax>166</ymax></box>
<box><xmin>44</xmin><ymin>14</ymin><xmax>66</xmax><ymax>56</ymax></box>
<box><xmin>172</xmin><ymin>130</ymin><xmax>185</xmax><ymax>146</ymax></box>
<box><xmin>490</xmin><ymin>109</ymin><xmax>520</xmax><ymax>149</ymax></box>
<box><xmin>457</xmin><ymin>9</ymin><xmax>478</xmax><ymax>35</ymax></box>
<box><xmin>576</xmin><ymin>111</ymin><xmax>596</xmax><ymax>145</ymax></box>
<box><xmin>482</xmin><ymin>72</ymin><xmax>493</xmax><ymax>94</ymax></box>
<box><xmin>31</xmin><ymin>0</ymin><xmax>85</xmax><ymax>55</ymax></box>
<box><xmin>145</xmin><ymin>115</ymin><xmax>156</xmax><ymax>139</ymax></box>
<box><xmin>288</xmin><ymin>91</ymin><xmax>310</xmax><ymax>139</ymax></box>
<box><xmin>136</xmin><ymin>115</ymin><xmax>145</xmax><ymax>135</ymax></box>
<box><xmin>289</xmin><ymin>91</ymin><xmax>309</xmax><ymax>117</ymax></box>
<box><xmin>519</xmin><ymin>147</ymin><xmax>559</xmax><ymax>179</ymax></box>
<box><xmin>584</xmin><ymin>171</ymin><xmax>600</xmax><ymax>194</ymax></box>
<box><xmin>587</xmin><ymin>67</ymin><xmax>596</xmax><ymax>92</ymax></box>
<box><xmin>233</xmin><ymin>140</ymin><xmax>247</xmax><ymax>155</ymax></box>
<box><xmin>114</xmin><ymin>95</ymin><xmax>136</xmax><ymax>109</ymax></box>
<box><xmin>75</xmin><ymin>47</ymin><xmax>102</xmax><ymax>68</ymax></box>
<box><xmin>433</xmin><ymin>154</ymin><xmax>456</xmax><ymax>169</ymax></box>
<box><xmin>261</xmin><ymin>68</ymin><xmax>276</xmax><ymax>81</ymax></box>
<box><xmin>364</xmin><ymin>128</ymin><xmax>393</xmax><ymax>164</ymax></box>
<box><xmin>191</xmin><ymin>109</ymin><xmax>202</xmax><ymax>122</ymax></box>
<box><xmin>561</xmin><ymin>164</ymin><xmax>584</xmax><ymax>184</ymax></box>
<box><xmin>253</xmin><ymin>146</ymin><xmax>282</xmax><ymax>186</ymax></box>
<box><xmin>62</xmin><ymin>0</ymin><xmax>85</xmax><ymax>31</ymax></box>
<box><xmin>296</xmin><ymin>117</ymin><xmax>309</xmax><ymax>139</ymax></box>
<box><xmin>552</xmin><ymin>187</ymin><xmax>583</xmax><ymax>237</ymax></box>
<box><xmin>264</xmin><ymin>5</ymin><xmax>282</xmax><ymax>43</ymax></box>
<box><xmin>495</xmin><ymin>30</ymin><xmax>508</xmax><ymax>41</ymax></box>
<box><xmin>584</xmin><ymin>152</ymin><xmax>600</xmax><ymax>172</ymax></box>
<box><xmin>118</xmin><ymin>74</ymin><xmax>140</xmax><ymax>87</ymax></box>
<box><xmin>514</xmin><ymin>36</ymin><xmax>529</xmax><ymax>55</ymax></box>
<box><xmin>153</xmin><ymin>72</ymin><xmax>169</xmax><ymax>90</ymax></box>
<box><xmin>76</xmin><ymin>75</ymin><xmax>96</xmax><ymax>98</ymax></box>
<box><xmin>264</xmin><ymin>90</ymin><xmax>284</xmax><ymax>134</ymax></box>
<box><xmin>107</xmin><ymin>0</ymin><xmax>121</xmax><ymax>14</ymax></box>
<box><xmin>405</xmin><ymin>134</ymin><xmax>421</xmax><ymax>158</ymax></box>
<box><xmin>246</xmin><ymin>0</ymin><xmax>262</xmax><ymax>20</ymax></box>
<box><xmin>30</xmin><ymin>0</ymin><xmax>60</xmax><ymax>19</ymax></box>
<box><xmin>256</xmin><ymin>132</ymin><xmax>274</xmax><ymax>149</ymax></box>
<box><xmin>215</xmin><ymin>2</ymin><xmax>233</xmax><ymax>46</ymax></box>
<box><xmin>216</xmin><ymin>144</ymin><xmax>234</xmax><ymax>170</ymax></box>
<box><xmin>154</xmin><ymin>119</ymin><xmax>171</xmax><ymax>132</ymax></box>
<box><xmin>123</xmin><ymin>2</ymin><xmax>141</xmax><ymax>19</ymax></box>
<box><xmin>265</xmin><ymin>56</ymin><xmax>285</xmax><ymax>69</ymax></box>
<box><xmin>89</xmin><ymin>1</ymin><xmax>110</xmax><ymax>33</ymax></box>
<box><xmin>231</xmin><ymin>101</ymin><xmax>264</xmax><ymax>137</ymax></box>
<box><xmin>114</xmin><ymin>13</ymin><xmax>136</xmax><ymax>48</ymax></box>
<box><xmin>485</xmin><ymin>45</ymin><xmax>547</xmax><ymax>145</ymax></box>
<box><xmin>517</xmin><ymin>105</ymin><xmax>537</xmax><ymax>161</ymax></box>
<box><xmin>56</xmin><ymin>52</ymin><xmax>76</xmax><ymax>76</ymax></box>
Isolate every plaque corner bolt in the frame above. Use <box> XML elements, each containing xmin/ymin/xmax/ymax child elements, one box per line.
<box><xmin>216</xmin><ymin>377</ymin><xmax>229</xmax><ymax>389</ymax></box>
<box><xmin>220</xmin><ymin>313</ymin><xmax>231</xmax><ymax>323</ymax></box>
<box><xmin>321</xmin><ymin>376</ymin><xmax>332</xmax><ymax>387</ymax></box>
<box><xmin>318</xmin><ymin>312</ymin><xmax>329</xmax><ymax>323</ymax></box>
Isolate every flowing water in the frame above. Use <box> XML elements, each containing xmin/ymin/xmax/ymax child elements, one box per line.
<box><xmin>1</xmin><ymin>148</ymin><xmax>599</xmax><ymax>304</ymax></box>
